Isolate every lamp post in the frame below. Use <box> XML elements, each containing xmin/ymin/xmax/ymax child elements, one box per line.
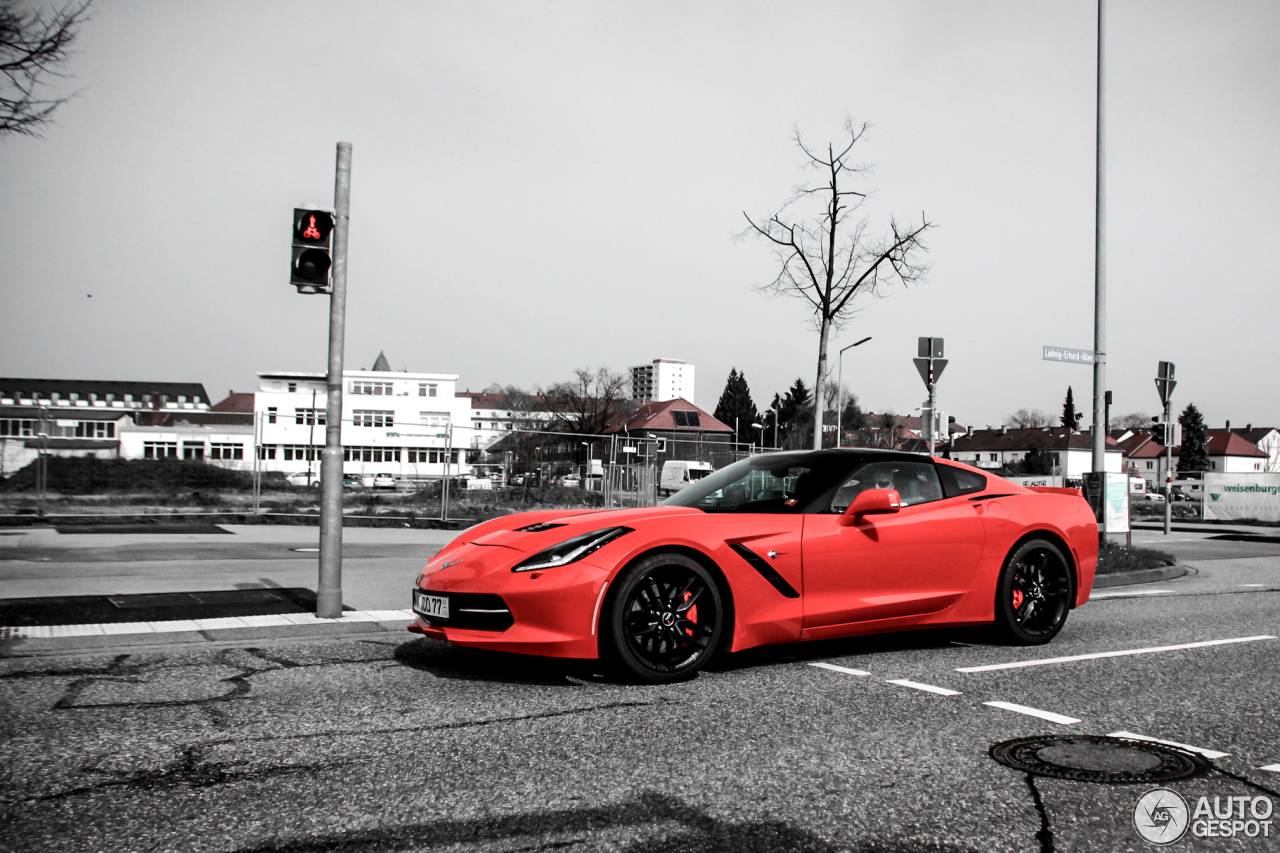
<box><xmin>751</xmin><ymin>422</ymin><xmax>763</xmax><ymax>456</ymax></box>
<box><xmin>836</xmin><ymin>336</ymin><xmax>872</xmax><ymax>448</ymax></box>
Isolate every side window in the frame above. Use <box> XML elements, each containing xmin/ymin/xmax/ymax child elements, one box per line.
<box><xmin>829</xmin><ymin>460</ymin><xmax>944</xmax><ymax>511</ymax></box>
<box><xmin>937</xmin><ymin>463</ymin><xmax>986</xmax><ymax>498</ymax></box>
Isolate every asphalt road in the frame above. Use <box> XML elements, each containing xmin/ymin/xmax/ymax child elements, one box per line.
<box><xmin>2</xmin><ymin>573</ymin><xmax>1278</xmax><ymax>851</ymax></box>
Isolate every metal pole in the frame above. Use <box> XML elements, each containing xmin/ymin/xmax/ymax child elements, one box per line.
<box><xmin>1164</xmin><ymin>401</ymin><xmax>1173</xmax><ymax>536</ymax></box>
<box><xmin>1092</xmin><ymin>0</ymin><xmax>1108</xmax><ymax>532</ymax></box>
<box><xmin>440</xmin><ymin>423</ymin><xmax>452</xmax><ymax>521</ymax></box>
<box><xmin>926</xmin><ymin>383</ymin><xmax>937</xmax><ymax>457</ymax></box>
<box><xmin>308</xmin><ymin>387</ymin><xmax>317</xmax><ymax>486</ymax></box>
<box><xmin>835</xmin><ymin>337</ymin><xmax>871</xmax><ymax>450</ymax></box>
<box><xmin>317</xmin><ymin>141</ymin><xmax>352</xmax><ymax>619</ymax></box>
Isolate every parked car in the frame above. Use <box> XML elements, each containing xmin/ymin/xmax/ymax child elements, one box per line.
<box><xmin>342</xmin><ymin>475</ymin><xmax>362</xmax><ymax>489</ymax></box>
<box><xmin>1139</xmin><ymin>492</ymin><xmax>1166</xmax><ymax>502</ymax></box>
<box><xmin>559</xmin><ymin>475</ymin><xmax>581</xmax><ymax>488</ymax></box>
<box><xmin>285</xmin><ymin>471</ymin><xmax>320</xmax><ymax>488</ymax></box>
<box><xmin>372</xmin><ymin>473</ymin><xmax>397</xmax><ymax>489</ymax></box>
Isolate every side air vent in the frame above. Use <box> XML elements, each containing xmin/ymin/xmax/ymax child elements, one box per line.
<box><xmin>729</xmin><ymin>543</ymin><xmax>800</xmax><ymax>598</ymax></box>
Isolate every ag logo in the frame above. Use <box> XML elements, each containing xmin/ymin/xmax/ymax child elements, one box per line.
<box><xmin>1209</xmin><ymin>492</ymin><xmax>1222</xmax><ymax>502</ymax></box>
<box><xmin>1134</xmin><ymin>787</ymin><xmax>1190</xmax><ymax>845</ymax></box>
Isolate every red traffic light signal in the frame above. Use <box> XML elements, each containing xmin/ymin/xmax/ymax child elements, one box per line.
<box><xmin>291</xmin><ymin>209</ymin><xmax>334</xmax><ymax>293</ymax></box>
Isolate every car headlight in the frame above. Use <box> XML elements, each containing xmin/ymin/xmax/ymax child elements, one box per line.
<box><xmin>511</xmin><ymin>527</ymin><xmax>632</xmax><ymax>572</ymax></box>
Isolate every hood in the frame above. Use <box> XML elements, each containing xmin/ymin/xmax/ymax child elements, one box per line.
<box><xmin>459</xmin><ymin>504</ymin><xmax>703</xmax><ymax>553</ymax></box>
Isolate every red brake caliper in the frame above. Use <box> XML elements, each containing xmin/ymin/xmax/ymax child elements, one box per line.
<box><xmin>683</xmin><ymin>592</ymin><xmax>696</xmax><ymax>635</ymax></box>
<box><xmin>1011</xmin><ymin>587</ymin><xmax>1024</xmax><ymax>609</ymax></box>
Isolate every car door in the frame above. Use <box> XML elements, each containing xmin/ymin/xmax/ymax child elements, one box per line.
<box><xmin>801</xmin><ymin>459</ymin><xmax>985</xmax><ymax>634</ymax></box>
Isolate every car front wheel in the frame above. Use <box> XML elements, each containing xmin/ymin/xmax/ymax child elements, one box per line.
<box><xmin>995</xmin><ymin>538</ymin><xmax>1073</xmax><ymax>645</ymax></box>
<box><xmin>603</xmin><ymin>553</ymin><xmax>723</xmax><ymax>683</ymax></box>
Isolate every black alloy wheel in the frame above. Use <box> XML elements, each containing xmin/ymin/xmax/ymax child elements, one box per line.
<box><xmin>995</xmin><ymin>538</ymin><xmax>1073</xmax><ymax>645</ymax></box>
<box><xmin>605</xmin><ymin>553</ymin><xmax>724</xmax><ymax>683</ymax></box>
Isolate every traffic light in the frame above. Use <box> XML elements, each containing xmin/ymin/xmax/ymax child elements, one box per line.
<box><xmin>291</xmin><ymin>208</ymin><xmax>334</xmax><ymax>293</ymax></box>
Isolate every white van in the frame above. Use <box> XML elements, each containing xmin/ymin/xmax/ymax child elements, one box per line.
<box><xmin>660</xmin><ymin>461</ymin><xmax>713</xmax><ymax>496</ymax></box>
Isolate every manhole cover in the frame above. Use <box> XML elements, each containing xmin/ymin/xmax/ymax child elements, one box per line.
<box><xmin>990</xmin><ymin>735</ymin><xmax>1211</xmax><ymax>784</ymax></box>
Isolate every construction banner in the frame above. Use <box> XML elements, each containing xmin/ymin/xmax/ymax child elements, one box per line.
<box><xmin>1202</xmin><ymin>473</ymin><xmax>1280</xmax><ymax>522</ymax></box>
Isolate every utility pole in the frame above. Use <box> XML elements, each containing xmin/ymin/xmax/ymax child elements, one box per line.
<box><xmin>1091</xmin><ymin>0</ymin><xmax>1108</xmax><ymax>480</ymax></box>
<box><xmin>317</xmin><ymin>142</ymin><xmax>352</xmax><ymax>620</ymax></box>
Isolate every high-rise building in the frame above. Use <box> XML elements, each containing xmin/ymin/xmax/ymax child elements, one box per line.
<box><xmin>630</xmin><ymin>359</ymin><xmax>694</xmax><ymax>404</ymax></box>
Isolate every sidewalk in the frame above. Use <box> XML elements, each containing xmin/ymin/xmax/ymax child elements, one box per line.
<box><xmin>0</xmin><ymin>523</ymin><xmax>458</xmax><ymax>656</ymax></box>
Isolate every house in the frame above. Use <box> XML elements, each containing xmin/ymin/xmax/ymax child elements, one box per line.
<box><xmin>949</xmin><ymin>427</ymin><xmax>1123</xmax><ymax>476</ymax></box>
<box><xmin>1223</xmin><ymin>423</ymin><xmax>1279</xmax><ymax>473</ymax></box>
<box><xmin>456</xmin><ymin>391</ymin><xmax>560</xmax><ymax>450</ymax></box>
<box><xmin>0</xmin><ymin>377</ymin><xmax>217</xmax><ymax>477</ymax></box>
<box><xmin>604</xmin><ymin>397</ymin><xmax>733</xmax><ymax>464</ymax></box>
<box><xmin>253</xmin><ymin>355</ymin><xmax>474</xmax><ymax>480</ymax></box>
<box><xmin>1197</xmin><ymin>430</ymin><xmax>1269</xmax><ymax>473</ymax></box>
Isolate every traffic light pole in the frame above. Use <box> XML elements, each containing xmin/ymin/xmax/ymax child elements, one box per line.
<box><xmin>1164</xmin><ymin>400</ymin><xmax>1173</xmax><ymax>537</ymax></box>
<box><xmin>1092</xmin><ymin>0</ymin><xmax>1109</xmax><ymax>544</ymax></box>
<box><xmin>317</xmin><ymin>142</ymin><xmax>352</xmax><ymax>620</ymax></box>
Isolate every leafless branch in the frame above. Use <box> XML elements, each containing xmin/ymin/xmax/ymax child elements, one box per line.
<box><xmin>0</xmin><ymin>0</ymin><xmax>92</xmax><ymax>138</ymax></box>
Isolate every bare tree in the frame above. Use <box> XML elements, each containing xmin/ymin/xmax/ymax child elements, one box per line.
<box><xmin>543</xmin><ymin>367</ymin><xmax>633</xmax><ymax>436</ymax></box>
<box><xmin>1006</xmin><ymin>408</ymin><xmax>1053</xmax><ymax>428</ymax></box>
<box><xmin>1</xmin><ymin>0</ymin><xmax>92</xmax><ymax>137</ymax></box>
<box><xmin>1110</xmin><ymin>411</ymin><xmax>1152</xmax><ymax>430</ymax></box>
<box><xmin>743</xmin><ymin>120</ymin><xmax>932</xmax><ymax>449</ymax></box>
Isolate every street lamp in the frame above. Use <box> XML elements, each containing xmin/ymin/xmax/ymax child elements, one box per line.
<box><xmin>751</xmin><ymin>422</ymin><xmax>763</xmax><ymax>456</ymax></box>
<box><xmin>836</xmin><ymin>336</ymin><xmax>872</xmax><ymax>448</ymax></box>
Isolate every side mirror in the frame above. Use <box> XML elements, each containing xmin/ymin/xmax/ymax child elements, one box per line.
<box><xmin>838</xmin><ymin>489</ymin><xmax>902</xmax><ymax>526</ymax></box>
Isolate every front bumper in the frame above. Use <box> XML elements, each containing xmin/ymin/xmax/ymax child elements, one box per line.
<box><xmin>409</xmin><ymin>544</ymin><xmax>611</xmax><ymax>659</ymax></box>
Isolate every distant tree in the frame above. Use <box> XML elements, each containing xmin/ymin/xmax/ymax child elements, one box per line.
<box><xmin>1111</xmin><ymin>412</ymin><xmax>1153</xmax><ymax>430</ymax></box>
<box><xmin>774</xmin><ymin>379</ymin><xmax>813</xmax><ymax>449</ymax></box>
<box><xmin>543</xmin><ymin>368</ymin><xmax>633</xmax><ymax>436</ymax></box>
<box><xmin>742</xmin><ymin>119</ymin><xmax>932</xmax><ymax>449</ymax></box>
<box><xmin>1177</xmin><ymin>403</ymin><xmax>1210</xmax><ymax>473</ymax></box>
<box><xmin>819</xmin><ymin>379</ymin><xmax>860</xmax><ymax>447</ymax></box>
<box><xmin>1</xmin><ymin>0</ymin><xmax>93</xmax><ymax>137</ymax></box>
<box><xmin>1014</xmin><ymin>446</ymin><xmax>1055</xmax><ymax>476</ymax></box>
<box><xmin>712</xmin><ymin>368</ymin><xmax>760</xmax><ymax>445</ymax></box>
<box><xmin>1061</xmin><ymin>387</ymin><xmax>1078</xmax><ymax>429</ymax></box>
<box><xmin>1007</xmin><ymin>408</ymin><xmax>1052</xmax><ymax>428</ymax></box>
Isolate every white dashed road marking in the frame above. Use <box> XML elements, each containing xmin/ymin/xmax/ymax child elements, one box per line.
<box><xmin>1108</xmin><ymin>731</ymin><xmax>1230</xmax><ymax>760</ymax></box>
<box><xmin>886</xmin><ymin>679</ymin><xmax>961</xmax><ymax>696</ymax></box>
<box><xmin>808</xmin><ymin>662</ymin><xmax>871</xmax><ymax>677</ymax></box>
<box><xmin>1241</xmin><ymin>584</ymin><xmax>1266</xmax><ymax>587</ymax></box>
<box><xmin>1259</xmin><ymin>764</ymin><xmax>1280</xmax><ymax>773</ymax></box>
<box><xmin>955</xmin><ymin>635</ymin><xmax>1277</xmax><ymax>673</ymax></box>
<box><xmin>983</xmin><ymin>702</ymin><xmax>1081</xmax><ymax>725</ymax></box>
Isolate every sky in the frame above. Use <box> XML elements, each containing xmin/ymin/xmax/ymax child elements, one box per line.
<box><xmin>2</xmin><ymin>0</ymin><xmax>1278</xmax><ymax>430</ymax></box>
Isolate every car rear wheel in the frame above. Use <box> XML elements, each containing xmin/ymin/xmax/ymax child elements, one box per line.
<box><xmin>604</xmin><ymin>553</ymin><xmax>723</xmax><ymax>683</ymax></box>
<box><xmin>995</xmin><ymin>538</ymin><xmax>1073</xmax><ymax>645</ymax></box>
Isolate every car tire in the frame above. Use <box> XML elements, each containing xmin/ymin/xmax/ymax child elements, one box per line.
<box><xmin>995</xmin><ymin>538</ymin><xmax>1073</xmax><ymax>645</ymax></box>
<box><xmin>603</xmin><ymin>553</ymin><xmax>724</xmax><ymax>684</ymax></box>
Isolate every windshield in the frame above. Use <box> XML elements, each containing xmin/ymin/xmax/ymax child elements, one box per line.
<box><xmin>662</xmin><ymin>451</ymin><xmax>864</xmax><ymax>513</ymax></box>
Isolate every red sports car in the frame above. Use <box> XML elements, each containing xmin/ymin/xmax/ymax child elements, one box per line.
<box><xmin>410</xmin><ymin>450</ymin><xmax>1097</xmax><ymax>683</ymax></box>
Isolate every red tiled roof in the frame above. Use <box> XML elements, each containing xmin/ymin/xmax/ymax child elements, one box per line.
<box><xmin>952</xmin><ymin>427</ymin><xmax>1120</xmax><ymax>453</ymax></box>
<box><xmin>1118</xmin><ymin>433</ymin><xmax>1164</xmax><ymax>458</ymax></box>
<box><xmin>1205</xmin><ymin>430</ymin><xmax>1267</xmax><ymax>457</ymax></box>
<box><xmin>210</xmin><ymin>392</ymin><xmax>254</xmax><ymax>413</ymax></box>
<box><xmin>605</xmin><ymin>398</ymin><xmax>732</xmax><ymax>434</ymax></box>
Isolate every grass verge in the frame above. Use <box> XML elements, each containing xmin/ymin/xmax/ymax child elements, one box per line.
<box><xmin>1096</xmin><ymin>539</ymin><xmax>1176</xmax><ymax>575</ymax></box>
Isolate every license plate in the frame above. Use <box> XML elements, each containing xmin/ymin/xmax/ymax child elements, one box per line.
<box><xmin>413</xmin><ymin>590</ymin><xmax>448</xmax><ymax>620</ymax></box>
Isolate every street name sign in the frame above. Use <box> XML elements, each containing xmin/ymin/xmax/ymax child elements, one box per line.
<box><xmin>1042</xmin><ymin>346</ymin><xmax>1096</xmax><ymax>365</ymax></box>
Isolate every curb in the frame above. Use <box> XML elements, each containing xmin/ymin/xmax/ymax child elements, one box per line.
<box><xmin>0</xmin><ymin>610</ymin><xmax>418</xmax><ymax>658</ymax></box>
<box><xmin>1093</xmin><ymin>564</ymin><xmax>1188</xmax><ymax>589</ymax></box>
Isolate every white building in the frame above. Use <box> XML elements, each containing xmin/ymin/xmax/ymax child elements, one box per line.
<box><xmin>630</xmin><ymin>358</ymin><xmax>694</xmax><ymax>404</ymax></box>
<box><xmin>950</xmin><ymin>427</ymin><xmax>1123</xmax><ymax>476</ymax></box>
<box><xmin>254</xmin><ymin>365</ymin><xmax>475</xmax><ymax>481</ymax></box>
